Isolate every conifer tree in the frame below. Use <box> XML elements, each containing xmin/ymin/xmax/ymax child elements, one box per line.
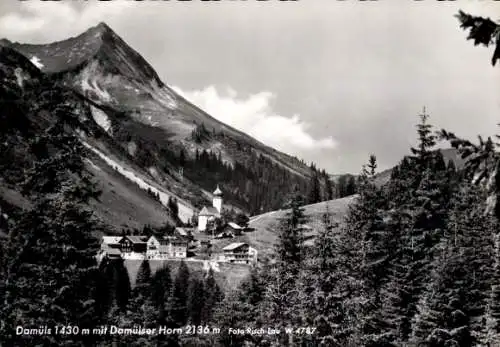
<box><xmin>325</xmin><ymin>174</ymin><xmax>334</xmax><ymax>200</ymax></box>
<box><xmin>483</xmin><ymin>219</ymin><xmax>500</xmax><ymax>345</ymax></box>
<box><xmin>346</xmin><ymin>175</ymin><xmax>357</xmax><ymax>196</ymax></box>
<box><xmin>95</xmin><ymin>258</ymin><xmax>131</xmax><ymax>316</ymax></box>
<box><xmin>172</xmin><ymin>260</ymin><xmax>190</xmax><ymax>326</ymax></box>
<box><xmin>411</xmin><ymin>182</ymin><xmax>495</xmax><ymax>346</ymax></box>
<box><xmin>115</xmin><ymin>260</ymin><xmax>132</xmax><ymax>312</ymax></box>
<box><xmin>187</xmin><ymin>277</ymin><xmax>205</xmax><ymax>325</ymax></box>
<box><xmin>301</xmin><ymin>209</ymin><xmax>358</xmax><ymax>346</ymax></box>
<box><xmin>201</xmin><ymin>268</ymin><xmax>223</xmax><ymax>323</ymax></box>
<box><xmin>455</xmin><ymin>10</ymin><xmax>500</xmax><ymax>66</ymax></box>
<box><xmin>343</xmin><ymin>156</ymin><xmax>392</xmax><ymax>345</ymax></box>
<box><xmin>389</xmin><ymin>111</ymin><xmax>448</xmax><ymax>341</ymax></box>
<box><xmin>135</xmin><ymin>259</ymin><xmax>152</xmax><ymax>297</ymax></box>
<box><xmin>309</xmin><ymin>172</ymin><xmax>321</xmax><ymax>204</ymax></box>
<box><xmin>150</xmin><ymin>264</ymin><xmax>172</xmax><ymax>317</ymax></box>
<box><xmin>0</xmin><ymin>122</ymin><xmax>102</xmax><ymax>346</ymax></box>
<box><xmin>264</xmin><ymin>191</ymin><xmax>307</xmax><ymax>346</ymax></box>
<box><xmin>410</xmin><ymin>108</ymin><xmax>437</xmax><ymax>174</ymax></box>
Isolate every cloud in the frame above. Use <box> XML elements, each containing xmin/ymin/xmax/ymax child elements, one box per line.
<box><xmin>172</xmin><ymin>85</ymin><xmax>337</xmax><ymax>152</ymax></box>
<box><xmin>0</xmin><ymin>1</ymin><xmax>132</xmax><ymax>42</ymax></box>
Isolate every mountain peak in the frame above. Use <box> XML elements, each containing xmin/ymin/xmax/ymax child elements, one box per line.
<box><xmin>2</xmin><ymin>22</ymin><xmax>164</xmax><ymax>87</ymax></box>
<box><xmin>96</xmin><ymin>22</ymin><xmax>111</xmax><ymax>31</ymax></box>
<box><xmin>92</xmin><ymin>22</ymin><xmax>117</xmax><ymax>39</ymax></box>
<box><xmin>0</xmin><ymin>38</ymin><xmax>12</xmax><ymax>47</ymax></box>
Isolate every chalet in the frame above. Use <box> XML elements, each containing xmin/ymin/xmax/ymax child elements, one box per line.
<box><xmin>146</xmin><ymin>236</ymin><xmax>169</xmax><ymax>259</ymax></box>
<box><xmin>224</xmin><ymin>222</ymin><xmax>244</xmax><ymax>236</ymax></box>
<box><xmin>146</xmin><ymin>236</ymin><xmax>188</xmax><ymax>259</ymax></box>
<box><xmin>222</xmin><ymin>242</ymin><xmax>251</xmax><ymax>264</ymax></box>
<box><xmin>166</xmin><ymin>236</ymin><xmax>189</xmax><ymax>258</ymax></box>
<box><xmin>101</xmin><ymin>236</ymin><xmax>122</xmax><ymax>251</ymax></box>
<box><xmin>119</xmin><ymin>236</ymin><xmax>148</xmax><ymax>254</ymax></box>
<box><xmin>198</xmin><ymin>185</ymin><xmax>223</xmax><ymax>232</ymax></box>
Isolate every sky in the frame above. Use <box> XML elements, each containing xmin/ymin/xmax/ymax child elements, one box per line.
<box><xmin>0</xmin><ymin>0</ymin><xmax>499</xmax><ymax>174</ymax></box>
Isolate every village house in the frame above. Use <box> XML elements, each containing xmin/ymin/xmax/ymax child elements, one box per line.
<box><xmin>146</xmin><ymin>235</ymin><xmax>189</xmax><ymax>260</ymax></box>
<box><xmin>119</xmin><ymin>236</ymin><xmax>148</xmax><ymax>259</ymax></box>
<box><xmin>99</xmin><ymin>234</ymin><xmax>189</xmax><ymax>261</ymax></box>
<box><xmin>223</xmin><ymin>222</ymin><xmax>244</xmax><ymax>236</ymax></box>
<box><xmin>101</xmin><ymin>236</ymin><xmax>122</xmax><ymax>251</ymax></box>
<box><xmin>98</xmin><ymin>236</ymin><xmax>125</xmax><ymax>261</ymax></box>
<box><xmin>165</xmin><ymin>236</ymin><xmax>189</xmax><ymax>258</ymax></box>
<box><xmin>146</xmin><ymin>235</ymin><xmax>169</xmax><ymax>259</ymax></box>
<box><xmin>198</xmin><ymin>185</ymin><xmax>223</xmax><ymax>232</ymax></box>
<box><xmin>221</xmin><ymin>242</ymin><xmax>258</xmax><ymax>264</ymax></box>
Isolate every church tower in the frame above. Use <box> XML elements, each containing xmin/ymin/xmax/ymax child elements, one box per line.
<box><xmin>212</xmin><ymin>185</ymin><xmax>223</xmax><ymax>213</ymax></box>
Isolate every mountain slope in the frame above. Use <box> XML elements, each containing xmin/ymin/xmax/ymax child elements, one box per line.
<box><xmin>3</xmin><ymin>22</ymin><xmax>324</xmax><ymax>217</ymax></box>
<box><xmin>0</xmin><ymin>45</ymin><xmax>178</xmax><ymax>233</ymax></box>
<box><xmin>247</xmin><ymin>195</ymin><xmax>357</xmax><ymax>259</ymax></box>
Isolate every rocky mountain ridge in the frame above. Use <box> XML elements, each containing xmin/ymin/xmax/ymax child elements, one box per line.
<box><xmin>1</xmin><ymin>22</ymin><xmax>329</xmax><ymax>231</ymax></box>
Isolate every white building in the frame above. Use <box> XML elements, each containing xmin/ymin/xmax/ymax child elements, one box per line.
<box><xmin>146</xmin><ymin>235</ymin><xmax>188</xmax><ymax>260</ymax></box>
<box><xmin>221</xmin><ymin>242</ymin><xmax>257</xmax><ymax>264</ymax></box>
<box><xmin>198</xmin><ymin>185</ymin><xmax>223</xmax><ymax>232</ymax></box>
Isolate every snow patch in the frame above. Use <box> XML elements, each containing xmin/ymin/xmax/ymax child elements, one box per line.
<box><xmin>90</xmin><ymin>106</ymin><xmax>112</xmax><ymax>134</ymax></box>
<box><xmin>30</xmin><ymin>56</ymin><xmax>44</xmax><ymax>69</ymax></box>
<box><xmin>485</xmin><ymin>194</ymin><xmax>497</xmax><ymax>216</ymax></box>
<box><xmin>127</xmin><ymin>142</ymin><xmax>137</xmax><ymax>156</ymax></box>
<box><xmin>148</xmin><ymin>167</ymin><xmax>161</xmax><ymax>181</ymax></box>
<box><xmin>85</xmin><ymin>159</ymin><xmax>102</xmax><ymax>172</ymax></box>
<box><xmin>79</xmin><ymin>62</ymin><xmax>113</xmax><ymax>103</ymax></box>
<box><xmin>13</xmin><ymin>68</ymin><xmax>27</xmax><ymax>88</ymax></box>
<box><xmin>81</xmin><ymin>141</ymin><xmax>194</xmax><ymax>223</ymax></box>
<box><xmin>147</xmin><ymin>81</ymin><xmax>178</xmax><ymax>109</ymax></box>
<box><xmin>75</xmin><ymin>128</ymin><xmax>86</xmax><ymax>139</ymax></box>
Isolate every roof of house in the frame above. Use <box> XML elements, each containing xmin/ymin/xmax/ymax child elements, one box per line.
<box><xmin>223</xmin><ymin>242</ymin><xmax>248</xmax><ymax>251</ymax></box>
<box><xmin>122</xmin><ymin>235</ymin><xmax>147</xmax><ymax>244</ymax></box>
<box><xmin>149</xmin><ymin>236</ymin><xmax>170</xmax><ymax>245</ymax></box>
<box><xmin>199</xmin><ymin>206</ymin><xmax>219</xmax><ymax>216</ymax></box>
<box><xmin>213</xmin><ymin>185</ymin><xmax>222</xmax><ymax>196</ymax></box>
<box><xmin>102</xmin><ymin>236</ymin><xmax>122</xmax><ymax>244</ymax></box>
<box><xmin>227</xmin><ymin>222</ymin><xmax>243</xmax><ymax>230</ymax></box>
<box><xmin>175</xmin><ymin>227</ymin><xmax>190</xmax><ymax>236</ymax></box>
<box><xmin>164</xmin><ymin>236</ymin><xmax>188</xmax><ymax>245</ymax></box>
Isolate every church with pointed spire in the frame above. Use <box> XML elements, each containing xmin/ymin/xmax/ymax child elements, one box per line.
<box><xmin>198</xmin><ymin>185</ymin><xmax>223</xmax><ymax>231</ymax></box>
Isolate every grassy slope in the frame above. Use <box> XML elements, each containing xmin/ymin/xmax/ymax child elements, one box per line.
<box><xmin>247</xmin><ymin>195</ymin><xmax>358</xmax><ymax>260</ymax></box>
<box><xmin>86</xmin><ymin>155</ymin><xmax>173</xmax><ymax>233</ymax></box>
